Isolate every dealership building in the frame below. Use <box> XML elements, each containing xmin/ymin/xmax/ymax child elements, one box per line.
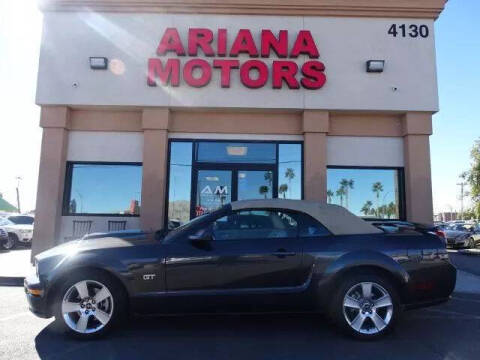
<box><xmin>32</xmin><ymin>0</ymin><xmax>447</xmax><ymax>255</ymax></box>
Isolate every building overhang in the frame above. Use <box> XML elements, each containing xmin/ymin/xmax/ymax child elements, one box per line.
<box><xmin>38</xmin><ymin>0</ymin><xmax>447</xmax><ymax>19</ymax></box>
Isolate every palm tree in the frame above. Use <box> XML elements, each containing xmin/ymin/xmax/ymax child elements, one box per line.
<box><xmin>387</xmin><ymin>202</ymin><xmax>397</xmax><ymax>219</ymax></box>
<box><xmin>264</xmin><ymin>171</ymin><xmax>273</xmax><ymax>187</ymax></box>
<box><xmin>361</xmin><ymin>200</ymin><xmax>373</xmax><ymax>216</ymax></box>
<box><xmin>279</xmin><ymin>184</ymin><xmax>288</xmax><ymax>199</ymax></box>
<box><xmin>340</xmin><ymin>179</ymin><xmax>354</xmax><ymax>209</ymax></box>
<box><xmin>285</xmin><ymin>168</ymin><xmax>295</xmax><ymax>198</ymax></box>
<box><xmin>336</xmin><ymin>187</ymin><xmax>346</xmax><ymax>207</ymax></box>
<box><xmin>327</xmin><ymin>189</ymin><xmax>334</xmax><ymax>203</ymax></box>
<box><xmin>259</xmin><ymin>185</ymin><xmax>269</xmax><ymax>199</ymax></box>
<box><xmin>378</xmin><ymin>205</ymin><xmax>387</xmax><ymax>218</ymax></box>
<box><xmin>372</xmin><ymin>182</ymin><xmax>384</xmax><ymax>217</ymax></box>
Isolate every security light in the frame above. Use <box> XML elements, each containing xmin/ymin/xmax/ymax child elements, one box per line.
<box><xmin>366</xmin><ymin>60</ymin><xmax>385</xmax><ymax>73</ymax></box>
<box><xmin>89</xmin><ymin>57</ymin><xmax>108</xmax><ymax>70</ymax></box>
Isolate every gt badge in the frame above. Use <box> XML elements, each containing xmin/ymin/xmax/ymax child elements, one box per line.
<box><xmin>143</xmin><ymin>274</ymin><xmax>156</xmax><ymax>280</ymax></box>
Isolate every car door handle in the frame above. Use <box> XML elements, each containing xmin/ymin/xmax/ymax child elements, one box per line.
<box><xmin>272</xmin><ymin>249</ymin><xmax>296</xmax><ymax>258</ymax></box>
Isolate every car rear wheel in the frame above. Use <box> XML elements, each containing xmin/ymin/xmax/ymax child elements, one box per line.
<box><xmin>1</xmin><ymin>233</ymin><xmax>17</xmax><ymax>250</ymax></box>
<box><xmin>53</xmin><ymin>270</ymin><xmax>126</xmax><ymax>339</ymax></box>
<box><xmin>331</xmin><ymin>273</ymin><xmax>400</xmax><ymax>340</ymax></box>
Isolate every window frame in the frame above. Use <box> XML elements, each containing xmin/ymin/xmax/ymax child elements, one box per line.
<box><xmin>62</xmin><ymin>161</ymin><xmax>143</xmax><ymax>217</ymax></box>
<box><xmin>165</xmin><ymin>139</ymin><xmax>304</xmax><ymax>228</ymax></box>
<box><xmin>327</xmin><ymin>165</ymin><xmax>406</xmax><ymax>221</ymax></box>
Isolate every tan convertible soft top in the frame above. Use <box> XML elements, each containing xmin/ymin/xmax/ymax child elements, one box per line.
<box><xmin>231</xmin><ymin>199</ymin><xmax>382</xmax><ymax>236</ymax></box>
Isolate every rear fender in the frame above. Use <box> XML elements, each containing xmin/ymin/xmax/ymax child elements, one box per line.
<box><xmin>317</xmin><ymin>250</ymin><xmax>410</xmax><ymax>303</ymax></box>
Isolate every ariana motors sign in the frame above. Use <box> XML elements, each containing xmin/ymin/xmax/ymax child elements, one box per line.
<box><xmin>147</xmin><ymin>28</ymin><xmax>326</xmax><ymax>90</ymax></box>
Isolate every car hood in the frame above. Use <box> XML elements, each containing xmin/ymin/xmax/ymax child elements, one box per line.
<box><xmin>35</xmin><ymin>234</ymin><xmax>157</xmax><ymax>262</ymax></box>
<box><xmin>444</xmin><ymin>230</ymin><xmax>468</xmax><ymax>239</ymax></box>
<box><xmin>4</xmin><ymin>224</ymin><xmax>33</xmax><ymax>231</ymax></box>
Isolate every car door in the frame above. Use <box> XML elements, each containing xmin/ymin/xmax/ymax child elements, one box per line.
<box><xmin>210</xmin><ymin>209</ymin><xmax>304</xmax><ymax>290</ymax></box>
<box><xmin>165</xmin><ymin>211</ymin><xmax>228</xmax><ymax>292</ymax></box>
<box><xmin>165</xmin><ymin>208</ymin><xmax>305</xmax><ymax>293</ymax></box>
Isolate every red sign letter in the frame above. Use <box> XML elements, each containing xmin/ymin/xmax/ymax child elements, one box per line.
<box><xmin>188</xmin><ymin>28</ymin><xmax>215</xmax><ymax>56</ymax></box>
<box><xmin>217</xmin><ymin>29</ymin><xmax>227</xmax><ymax>57</ymax></box>
<box><xmin>213</xmin><ymin>60</ymin><xmax>240</xmax><ymax>88</ymax></box>
<box><xmin>290</xmin><ymin>30</ymin><xmax>319</xmax><ymax>58</ymax></box>
<box><xmin>157</xmin><ymin>28</ymin><xmax>186</xmax><ymax>56</ymax></box>
<box><xmin>301</xmin><ymin>61</ymin><xmax>326</xmax><ymax>89</ymax></box>
<box><xmin>183</xmin><ymin>59</ymin><xmax>212</xmax><ymax>87</ymax></box>
<box><xmin>261</xmin><ymin>30</ymin><xmax>288</xmax><ymax>58</ymax></box>
<box><xmin>272</xmin><ymin>61</ymin><xmax>300</xmax><ymax>89</ymax></box>
<box><xmin>240</xmin><ymin>60</ymin><xmax>268</xmax><ymax>88</ymax></box>
<box><xmin>147</xmin><ymin>58</ymin><xmax>180</xmax><ymax>86</ymax></box>
<box><xmin>230</xmin><ymin>29</ymin><xmax>259</xmax><ymax>57</ymax></box>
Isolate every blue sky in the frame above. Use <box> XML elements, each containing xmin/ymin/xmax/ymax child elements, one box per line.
<box><xmin>431</xmin><ymin>0</ymin><xmax>480</xmax><ymax>213</ymax></box>
<box><xmin>0</xmin><ymin>0</ymin><xmax>478</xmax><ymax>215</ymax></box>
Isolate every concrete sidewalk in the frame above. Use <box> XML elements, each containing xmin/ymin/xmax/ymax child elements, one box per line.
<box><xmin>0</xmin><ymin>249</ymin><xmax>33</xmax><ymax>285</ymax></box>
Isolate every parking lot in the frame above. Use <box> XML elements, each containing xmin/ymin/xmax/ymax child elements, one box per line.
<box><xmin>0</xmin><ymin>251</ymin><xmax>479</xmax><ymax>360</ymax></box>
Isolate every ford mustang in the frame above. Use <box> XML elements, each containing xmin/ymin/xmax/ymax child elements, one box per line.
<box><xmin>25</xmin><ymin>199</ymin><xmax>456</xmax><ymax>340</ymax></box>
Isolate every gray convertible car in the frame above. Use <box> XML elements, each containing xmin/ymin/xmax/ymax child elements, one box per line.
<box><xmin>25</xmin><ymin>200</ymin><xmax>456</xmax><ymax>340</ymax></box>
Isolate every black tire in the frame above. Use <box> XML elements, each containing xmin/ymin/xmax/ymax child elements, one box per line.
<box><xmin>468</xmin><ymin>238</ymin><xmax>475</xmax><ymax>249</ymax></box>
<box><xmin>330</xmin><ymin>272</ymin><xmax>401</xmax><ymax>340</ymax></box>
<box><xmin>52</xmin><ymin>269</ymin><xmax>127</xmax><ymax>339</ymax></box>
<box><xmin>2</xmin><ymin>233</ymin><xmax>17</xmax><ymax>250</ymax></box>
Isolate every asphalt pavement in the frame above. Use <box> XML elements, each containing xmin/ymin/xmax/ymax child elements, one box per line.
<box><xmin>1</xmin><ymin>253</ymin><xmax>480</xmax><ymax>360</ymax></box>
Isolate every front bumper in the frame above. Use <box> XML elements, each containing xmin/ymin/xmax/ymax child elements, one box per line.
<box><xmin>17</xmin><ymin>232</ymin><xmax>33</xmax><ymax>243</ymax></box>
<box><xmin>24</xmin><ymin>274</ymin><xmax>51</xmax><ymax>318</ymax></box>
<box><xmin>447</xmin><ymin>239</ymin><xmax>469</xmax><ymax>248</ymax></box>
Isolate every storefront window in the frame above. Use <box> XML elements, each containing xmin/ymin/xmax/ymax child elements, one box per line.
<box><xmin>196</xmin><ymin>142</ymin><xmax>276</xmax><ymax>164</ymax></box>
<box><xmin>64</xmin><ymin>163</ymin><xmax>142</xmax><ymax>215</ymax></box>
<box><xmin>168</xmin><ymin>142</ymin><xmax>193</xmax><ymax>225</ymax></box>
<box><xmin>327</xmin><ymin>167</ymin><xmax>403</xmax><ymax>219</ymax></box>
<box><xmin>168</xmin><ymin>140</ymin><xmax>303</xmax><ymax>223</ymax></box>
<box><xmin>278</xmin><ymin>143</ymin><xmax>302</xmax><ymax>199</ymax></box>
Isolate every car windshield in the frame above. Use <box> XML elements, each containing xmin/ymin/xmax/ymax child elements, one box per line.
<box><xmin>0</xmin><ymin>218</ymin><xmax>13</xmax><ymax>226</ymax></box>
<box><xmin>163</xmin><ymin>214</ymin><xmax>209</xmax><ymax>241</ymax></box>
<box><xmin>8</xmin><ymin>216</ymin><xmax>34</xmax><ymax>225</ymax></box>
<box><xmin>163</xmin><ymin>207</ymin><xmax>227</xmax><ymax>242</ymax></box>
<box><xmin>448</xmin><ymin>224</ymin><xmax>468</xmax><ymax>231</ymax></box>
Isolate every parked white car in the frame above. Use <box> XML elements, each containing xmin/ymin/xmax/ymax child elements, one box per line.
<box><xmin>0</xmin><ymin>215</ymin><xmax>34</xmax><ymax>250</ymax></box>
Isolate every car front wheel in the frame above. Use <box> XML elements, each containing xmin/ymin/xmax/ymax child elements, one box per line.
<box><xmin>53</xmin><ymin>270</ymin><xmax>126</xmax><ymax>339</ymax></box>
<box><xmin>2</xmin><ymin>233</ymin><xmax>17</xmax><ymax>250</ymax></box>
<box><xmin>331</xmin><ymin>273</ymin><xmax>400</xmax><ymax>340</ymax></box>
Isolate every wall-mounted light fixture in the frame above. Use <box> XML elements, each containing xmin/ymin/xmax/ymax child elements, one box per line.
<box><xmin>366</xmin><ymin>60</ymin><xmax>385</xmax><ymax>73</ymax></box>
<box><xmin>89</xmin><ymin>57</ymin><xmax>108</xmax><ymax>70</ymax></box>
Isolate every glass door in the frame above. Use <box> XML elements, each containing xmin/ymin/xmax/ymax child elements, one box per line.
<box><xmin>237</xmin><ymin>170</ymin><xmax>274</xmax><ymax>200</ymax></box>
<box><xmin>195</xmin><ymin>170</ymin><xmax>232</xmax><ymax>217</ymax></box>
<box><xmin>192</xmin><ymin>166</ymin><xmax>276</xmax><ymax>218</ymax></box>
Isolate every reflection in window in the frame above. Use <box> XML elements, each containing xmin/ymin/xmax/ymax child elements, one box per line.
<box><xmin>168</xmin><ymin>142</ymin><xmax>192</xmax><ymax>224</ymax></box>
<box><xmin>66</xmin><ymin>163</ymin><xmax>142</xmax><ymax>215</ymax></box>
<box><xmin>212</xmin><ymin>210</ymin><xmax>298</xmax><ymax>240</ymax></box>
<box><xmin>327</xmin><ymin>168</ymin><xmax>402</xmax><ymax>219</ymax></box>
<box><xmin>196</xmin><ymin>142</ymin><xmax>276</xmax><ymax>164</ymax></box>
<box><xmin>278</xmin><ymin>144</ymin><xmax>302</xmax><ymax>199</ymax></box>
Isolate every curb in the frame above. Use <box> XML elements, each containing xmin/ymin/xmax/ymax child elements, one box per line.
<box><xmin>0</xmin><ymin>276</ymin><xmax>24</xmax><ymax>287</ymax></box>
<box><xmin>458</xmin><ymin>249</ymin><xmax>480</xmax><ymax>256</ymax></box>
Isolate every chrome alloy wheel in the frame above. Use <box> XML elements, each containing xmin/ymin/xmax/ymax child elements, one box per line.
<box><xmin>342</xmin><ymin>282</ymin><xmax>393</xmax><ymax>335</ymax></box>
<box><xmin>61</xmin><ymin>280</ymin><xmax>114</xmax><ymax>334</ymax></box>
